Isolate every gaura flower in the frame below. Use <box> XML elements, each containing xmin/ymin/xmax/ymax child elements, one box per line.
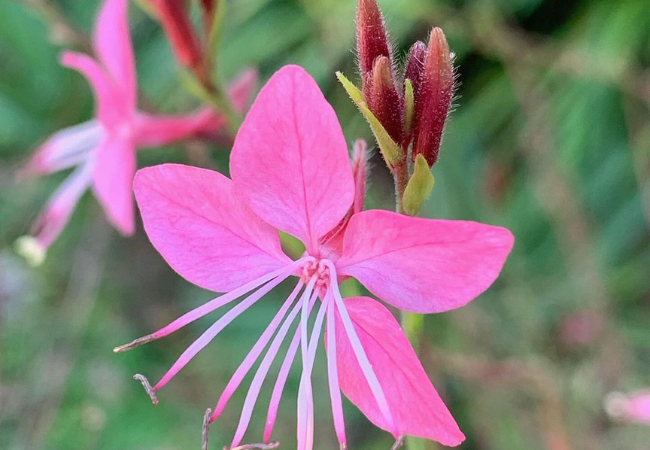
<box><xmin>117</xmin><ymin>65</ymin><xmax>514</xmax><ymax>449</ymax></box>
<box><xmin>606</xmin><ymin>390</ymin><xmax>650</xmax><ymax>424</ymax></box>
<box><xmin>16</xmin><ymin>0</ymin><xmax>255</xmax><ymax>265</ymax></box>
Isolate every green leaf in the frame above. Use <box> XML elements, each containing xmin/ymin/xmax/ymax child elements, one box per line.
<box><xmin>335</xmin><ymin>71</ymin><xmax>402</xmax><ymax>169</ymax></box>
<box><xmin>403</xmin><ymin>154</ymin><xmax>435</xmax><ymax>216</ymax></box>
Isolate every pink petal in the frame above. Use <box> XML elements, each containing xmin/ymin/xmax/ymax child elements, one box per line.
<box><xmin>334</xmin><ymin>296</ymin><xmax>465</xmax><ymax>446</ymax></box>
<box><xmin>133</xmin><ymin>164</ymin><xmax>291</xmax><ymax>293</ymax></box>
<box><xmin>230</xmin><ymin>65</ymin><xmax>355</xmax><ymax>254</ymax></box>
<box><xmin>92</xmin><ymin>0</ymin><xmax>136</xmax><ymax>110</ymax></box>
<box><xmin>337</xmin><ymin>210</ymin><xmax>514</xmax><ymax>313</ymax></box>
<box><xmin>606</xmin><ymin>391</ymin><xmax>650</xmax><ymax>424</ymax></box>
<box><xmin>23</xmin><ymin>120</ymin><xmax>104</xmax><ymax>176</ymax></box>
<box><xmin>27</xmin><ymin>162</ymin><xmax>93</xmax><ymax>250</ymax></box>
<box><xmin>626</xmin><ymin>393</ymin><xmax>650</xmax><ymax>423</ymax></box>
<box><xmin>228</xmin><ymin>68</ymin><xmax>258</xmax><ymax>113</ymax></box>
<box><xmin>133</xmin><ymin>108</ymin><xmax>225</xmax><ymax>148</ymax></box>
<box><xmin>91</xmin><ymin>136</ymin><xmax>136</xmax><ymax>235</ymax></box>
<box><xmin>60</xmin><ymin>52</ymin><xmax>122</xmax><ymax>127</ymax></box>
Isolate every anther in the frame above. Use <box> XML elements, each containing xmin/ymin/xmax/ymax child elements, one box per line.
<box><xmin>114</xmin><ymin>334</ymin><xmax>156</xmax><ymax>352</ymax></box>
<box><xmin>133</xmin><ymin>374</ymin><xmax>159</xmax><ymax>405</ymax></box>
<box><xmin>227</xmin><ymin>442</ymin><xmax>280</xmax><ymax>450</ymax></box>
<box><xmin>203</xmin><ymin>408</ymin><xmax>212</xmax><ymax>450</ymax></box>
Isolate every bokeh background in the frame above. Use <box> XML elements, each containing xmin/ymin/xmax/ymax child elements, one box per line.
<box><xmin>1</xmin><ymin>0</ymin><xmax>650</xmax><ymax>449</ymax></box>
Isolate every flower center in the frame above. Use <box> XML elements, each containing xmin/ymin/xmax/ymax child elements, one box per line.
<box><xmin>300</xmin><ymin>258</ymin><xmax>331</xmax><ymax>288</ymax></box>
<box><xmin>116</xmin><ymin>122</ymin><xmax>134</xmax><ymax>140</ymax></box>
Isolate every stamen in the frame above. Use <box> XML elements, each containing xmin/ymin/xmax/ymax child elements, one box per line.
<box><xmin>263</xmin><ymin>290</ymin><xmax>319</xmax><ymax>443</ymax></box>
<box><xmin>25</xmin><ymin>119</ymin><xmax>103</xmax><ymax>175</ymax></box>
<box><xmin>203</xmin><ymin>408</ymin><xmax>212</xmax><ymax>450</ymax></box>
<box><xmin>114</xmin><ymin>259</ymin><xmax>307</xmax><ymax>353</ymax></box>
<box><xmin>229</xmin><ymin>443</ymin><xmax>280</xmax><ymax>450</ymax></box>
<box><xmin>133</xmin><ymin>374</ymin><xmax>158</xmax><ymax>405</ymax></box>
<box><xmin>326</xmin><ymin>291</ymin><xmax>346</xmax><ymax>447</ymax></box>
<box><xmin>211</xmin><ymin>280</ymin><xmax>305</xmax><ymax>423</ymax></box>
<box><xmin>297</xmin><ymin>289</ymin><xmax>329</xmax><ymax>450</ymax></box>
<box><xmin>229</xmin><ymin>282</ymin><xmax>319</xmax><ymax>447</ymax></box>
<box><xmin>25</xmin><ymin>160</ymin><xmax>93</xmax><ymax>251</ymax></box>
<box><xmin>389</xmin><ymin>436</ymin><xmax>405</xmax><ymax>450</ymax></box>
<box><xmin>323</xmin><ymin>261</ymin><xmax>396</xmax><ymax>434</ymax></box>
<box><xmin>154</xmin><ymin>263</ymin><xmax>305</xmax><ymax>391</ymax></box>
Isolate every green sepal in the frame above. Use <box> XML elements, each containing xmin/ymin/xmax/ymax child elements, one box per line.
<box><xmin>404</xmin><ymin>78</ymin><xmax>415</xmax><ymax>135</ymax></box>
<box><xmin>336</xmin><ymin>71</ymin><xmax>402</xmax><ymax>169</ymax></box>
<box><xmin>206</xmin><ymin>0</ymin><xmax>227</xmax><ymax>70</ymax></box>
<box><xmin>403</xmin><ymin>154</ymin><xmax>435</xmax><ymax>216</ymax></box>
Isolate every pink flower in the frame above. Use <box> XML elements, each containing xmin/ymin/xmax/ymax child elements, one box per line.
<box><xmin>606</xmin><ymin>390</ymin><xmax>650</xmax><ymax>424</ymax></box>
<box><xmin>119</xmin><ymin>65</ymin><xmax>514</xmax><ymax>449</ymax></box>
<box><xmin>17</xmin><ymin>0</ymin><xmax>256</xmax><ymax>265</ymax></box>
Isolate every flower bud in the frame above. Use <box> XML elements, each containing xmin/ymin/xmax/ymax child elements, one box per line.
<box><xmin>356</xmin><ymin>0</ymin><xmax>391</xmax><ymax>78</ymax></box>
<box><xmin>351</xmin><ymin>139</ymin><xmax>368</xmax><ymax>215</ymax></box>
<box><xmin>199</xmin><ymin>0</ymin><xmax>220</xmax><ymax>39</ymax></box>
<box><xmin>366</xmin><ymin>56</ymin><xmax>402</xmax><ymax>144</ymax></box>
<box><xmin>412</xmin><ymin>28</ymin><xmax>454</xmax><ymax>167</ymax></box>
<box><xmin>152</xmin><ymin>0</ymin><xmax>204</xmax><ymax>72</ymax></box>
<box><xmin>200</xmin><ymin>0</ymin><xmax>218</xmax><ymax>22</ymax></box>
<box><xmin>403</xmin><ymin>41</ymin><xmax>426</xmax><ymax>105</ymax></box>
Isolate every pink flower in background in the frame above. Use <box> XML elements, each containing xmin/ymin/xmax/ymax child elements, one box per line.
<box><xmin>118</xmin><ymin>65</ymin><xmax>514</xmax><ymax>449</ymax></box>
<box><xmin>606</xmin><ymin>391</ymin><xmax>650</xmax><ymax>424</ymax></box>
<box><xmin>16</xmin><ymin>0</ymin><xmax>256</xmax><ymax>265</ymax></box>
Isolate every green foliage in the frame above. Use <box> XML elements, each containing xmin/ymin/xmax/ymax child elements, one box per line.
<box><xmin>1</xmin><ymin>0</ymin><xmax>649</xmax><ymax>449</ymax></box>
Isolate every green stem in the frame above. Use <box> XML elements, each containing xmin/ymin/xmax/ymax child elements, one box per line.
<box><xmin>394</xmin><ymin>154</ymin><xmax>428</xmax><ymax>450</ymax></box>
<box><xmin>180</xmin><ymin>71</ymin><xmax>242</xmax><ymax>136</ymax></box>
<box><xmin>394</xmin><ymin>157</ymin><xmax>409</xmax><ymax>215</ymax></box>
<box><xmin>207</xmin><ymin>80</ymin><xmax>242</xmax><ymax>135</ymax></box>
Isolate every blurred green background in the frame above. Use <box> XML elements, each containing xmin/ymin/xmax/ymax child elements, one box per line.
<box><xmin>1</xmin><ymin>0</ymin><xmax>650</xmax><ymax>449</ymax></box>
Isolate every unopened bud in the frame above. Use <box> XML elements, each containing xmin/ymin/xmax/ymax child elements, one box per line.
<box><xmin>367</xmin><ymin>56</ymin><xmax>402</xmax><ymax>144</ymax></box>
<box><xmin>152</xmin><ymin>0</ymin><xmax>204</xmax><ymax>72</ymax></box>
<box><xmin>200</xmin><ymin>0</ymin><xmax>218</xmax><ymax>22</ymax></box>
<box><xmin>351</xmin><ymin>139</ymin><xmax>368</xmax><ymax>214</ymax></box>
<box><xmin>403</xmin><ymin>41</ymin><xmax>427</xmax><ymax>100</ymax></box>
<box><xmin>412</xmin><ymin>28</ymin><xmax>454</xmax><ymax>167</ymax></box>
<box><xmin>356</xmin><ymin>0</ymin><xmax>391</xmax><ymax>77</ymax></box>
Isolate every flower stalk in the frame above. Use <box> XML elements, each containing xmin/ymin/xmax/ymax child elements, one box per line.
<box><xmin>345</xmin><ymin>3</ymin><xmax>458</xmax><ymax>449</ymax></box>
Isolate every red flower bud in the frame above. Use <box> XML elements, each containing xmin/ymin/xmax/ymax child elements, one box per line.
<box><xmin>403</xmin><ymin>41</ymin><xmax>427</xmax><ymax>102</ymax></box>
<box><xmin>412</xmin><ymin>28</ymin><xmax>454</xmax><ymax>167</ymax></box>
<box><xmin>200</xmin><ymin>0</ymin><xmax>218</xmax><ymax>32</ymax></box>
<box><xmin>366</xmin><ymin>56</ymin><xmax>402</xmax><ymax>144</ymax></box>
<box><xmin>356</xmin><ymin>0</ymin><xmax>391</xmax><ymax>77</ymax></box>
<box><xmin>152</xmin><ymin>0</ymin><xmax>203</xmax><ymax>71</ymax></box>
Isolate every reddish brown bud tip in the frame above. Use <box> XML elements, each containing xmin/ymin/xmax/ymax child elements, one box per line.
<box><xmin>367</xmin><ymin>56</ymin><xmax>403</xmax><ymax>143</ymax></box>
<box><xmin>357</xmin><ymin>0</ymin><xmax>391</xmax><ymax>76</ymax></box>
<box><xmin>412</xmin><ymin>27</ymin><xmax>454</xmax><ymax>167</ymax></box>
<box><xmin>200</xmin><ymin>0</ymin><xmax>219</xmax><ymax>33</ymax></box>
<box><xmin>200</xmin><ymin>0</ymin><xmax>218</xmax><ymax>17</ymax></box>
<box><xmin>152</xmin><ymin>0</ymin><xmax>203</xmax><ymax>70</ymax></box>
<box><xmin>403</xmin><ymin>41</ymin><xmax>427</xmax><ymax>100</ymax></box>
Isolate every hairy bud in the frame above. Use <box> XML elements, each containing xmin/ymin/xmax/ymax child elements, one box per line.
<box><xmin>411</xmin><ymin>28</ymin><xmax>454</xmax><ymax>167</ymax></box>
<box><xmin>356</xmin><ymin>0</ymin><xmax>391</xmax><ymax>77</ymax></box>
<box><xmin>367</xmin><ymin>56</ymin><xmax>402</xmax><ymax>144</ymax></box>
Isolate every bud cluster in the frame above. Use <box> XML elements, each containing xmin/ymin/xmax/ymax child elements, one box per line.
<box><xmin>355</xmin><ymin>0</ymin><xmax>454</xmax><ymax>168</ymax></box>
